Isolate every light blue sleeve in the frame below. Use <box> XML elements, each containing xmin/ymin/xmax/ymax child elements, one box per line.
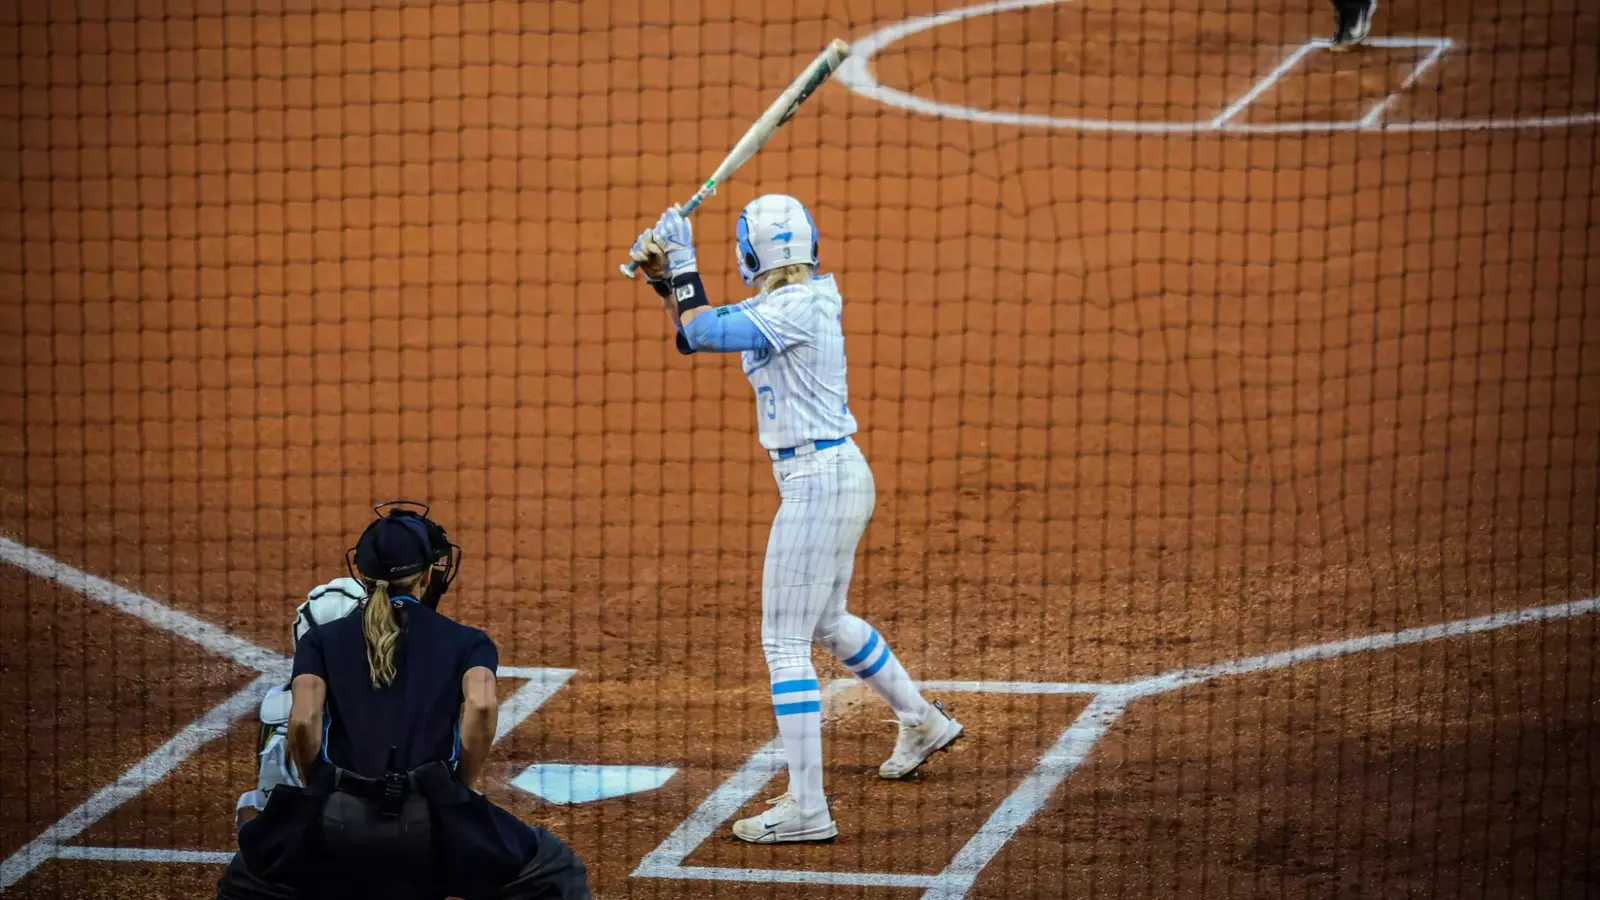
<box><xmin>681</xmin><ymin>305</ymin><xmax>774</xmax><ymax>353</ymax></box>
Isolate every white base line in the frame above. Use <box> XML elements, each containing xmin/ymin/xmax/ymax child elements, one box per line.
<box><xmin>40</xmin><ymin>670</ymin><xmax>577</xmax><ymax>873</ymax></box>
<box><xmin>658</xmin><ymin>867</ymin><xmax>943</xmax><ymax>888</ymax></box>
<box><xmin>1209</xmin><ymin>43</ymin><xmax>1319</xmax><ymax>128</ymax></box>
<box><xmin>1358</xmin><ymin>38</ymin><xmax>1454</xmax><ymax>129</ymax></box>
<box><xmin>925</xmin><ymin>693</ymin><xmax>1131</xmax><ymax>899</ymax></box>
<box><xmin>52</xmin><ymin>847</ymin><xmax>237</xmax><ymax>865</ymax></box>
<box><xmin>629</xmin><ymin>742</ymin><xmax>786</xmax><ymax>876</ymax></box>
<box><xmin>632</xmin><ymin>679</ymin><xmax>860</xmax><ymax>877</ymax></box>
<box><xmin>1370</xmin><ymin>113</ymin><xmax>1600</xmax><ymax>132</ymax></box>
<box><xmin>637</xmin><ymin>597</ymin><xmax>1599</xmax><ymax>895</ymax></box>
<box><xmin>919</xmin><ymin>680</ymin><xmax>1118</xmax><ymax>694</ymax></box>
<box><xmin>1125</xmin><ymin>596</ymin><xmax>1600</xmax><ymax>697</ymax></box>
<box><xmin>0</xmin><ymin>674</ymin><xmax>278</xmax><ymax>891</ymax></box>
<box><xmin>0</xmin><ymin>536</ymin><xmax>289</xmax><ymax>676</ymax></box>
<box><xmin>494</xmin><ymin>668</ymin><xmax>579</xmax><ymax>743</ymax></box>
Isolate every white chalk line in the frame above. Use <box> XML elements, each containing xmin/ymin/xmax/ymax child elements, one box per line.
<box><xmin>51</xmin><ymin>671</ymin><xmax>575</xmax><ymax>872</ymax></box>
<box><xmin>631</xmin><ymin>679</ymin><xmax>861</xmax><ymax>879</ymax></box>
<box><xmin>918</xmin><ymin>679</ymin><xmax>1119</xmax><ymax>694</ymax></box>
<box><xmin>0</xmin><ymin>535</ymin><xmax>290</xmax><ymax>676</ymax></box>
<box><xmin>494</xmin><ymin>667</ymin><xmax>579</xmax><ymax>743</ymax></box>
<box><xmin>0</xmin><ymin>674</ymin><xmax>277</xmax><ymax>891</ymax></box>
<box><xmin>52</xmin><ymin>847</ymin><xmax>237</xmax><ymax>865</ymax></box>
<box><xmin>9</xmin><ymin>539</ymin><xmax>1598</xmax><ymax>896</ymax></box>
<box><xmin>1358</xmin><ymin>38</ymin><xmax>1454</xmax><ymax>128</ymax></box>
<box><xmin>636</xmin><ymin>595</ymin><xmax>1598</xmax><ymax>896</ymax></box>
<box><xmin>926</xmin><ymin>692</ymin><xmax>1130</xmax><ymax>899</ymax></box>
<box><xmin>1123</xmin><ymin>595</ymin><xmax>1600</xmax><ymax>697</ymax></box>
<box><xmin>1209</xmin><ymin>43</ymin><xmax>1319</xmax><ymax>128</ymax></box>
<box><xmin>644</xmin><ymin>866</ymin><xmax>944</xmax><ymax>888</ymax></box>
<box><xmin>0</xmin><ymin>537</ymin><xmax>575</xmax><ymax>887</ymax></box>
<box><xmin>836</xmin><ymin>1</ymin><xmax>1599</xmax><ymax>133</ymax></box>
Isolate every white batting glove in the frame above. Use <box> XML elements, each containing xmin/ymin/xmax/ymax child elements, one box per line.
<box><xmin>652</xmin><ymin>207</ymin><xmax>698</xmax><ymax>278</ymax></box>
<box><xmin>630</xmin><ymin>228</ymin><xmax>669</xmax><ymax>283</ymax></box>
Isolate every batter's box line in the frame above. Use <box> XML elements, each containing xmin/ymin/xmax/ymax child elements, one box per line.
<box><xmin>7</xmin><ymin>666</ymin><xmax>577</xmax><ymax>877</ymax></box>
<box><xmin>634</xmin><ymin>595</ymin><xmax>1598</xmax><ymax>899</ymax></box>
<box><xmin>1209</xmin><ymin>36</ymin><xmax>1453</xmax><ymax>132</ymax></box>
<box><xmin>630</xmin><ymin>679</ymin><xmax>1133</xmax><ymax>896</ymax></box>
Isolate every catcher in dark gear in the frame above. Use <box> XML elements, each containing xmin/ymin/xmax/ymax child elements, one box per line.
<box><xmin>216</xmin><ymin>502</ymin><xmax>590</xmax><ymax>900</ymax></box>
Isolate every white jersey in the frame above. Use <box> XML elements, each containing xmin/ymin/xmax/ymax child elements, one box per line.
<box><xmin>737</xmin><ymin>274</ymin><xmax>858</xmax><ymax>451</ymax></box>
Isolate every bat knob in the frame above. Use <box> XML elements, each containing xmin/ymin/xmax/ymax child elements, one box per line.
<box><xmin>619</xmin><ymin>262</ymin><xmax>639</xmax><ymax>279</ymax></box>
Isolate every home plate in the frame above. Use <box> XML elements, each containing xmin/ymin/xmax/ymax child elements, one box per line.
<box><xmin>510</xmin><ymin>764</ymin><xmax>678</xmax><ymax>804</ymax></box>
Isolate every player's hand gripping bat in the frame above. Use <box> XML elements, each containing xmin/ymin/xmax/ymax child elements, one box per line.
<box><xmin>619</xmin><ymin>39</ymin><xmax>853</xmax><ymax>278</ymax></box>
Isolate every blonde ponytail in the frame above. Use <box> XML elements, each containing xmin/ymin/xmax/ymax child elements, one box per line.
<box><xmin>761</xmin><ymin>263</ymin><xmax>813</xmax><ymax>292</ymax></box>
<box><xmin>361</xmin><ymin>576</ymin><xmax>417</xmax><ymax>689</ymax></box>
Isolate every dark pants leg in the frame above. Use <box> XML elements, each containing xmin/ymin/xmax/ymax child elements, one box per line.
<box><xmin>216</xmin><ymin>854</ymin><xmax>297</xmax><ymax>900</ymax></box>
<box><xmin>492</xmin><ymin>827</ymin><xmax>590</xmax><ymax>900</ymax></box>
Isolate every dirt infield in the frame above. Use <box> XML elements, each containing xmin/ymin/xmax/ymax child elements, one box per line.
<box><xmin>2</xmin><ymin>0</ymin><xmax>1597</xmax><ymax>897</ymax></box>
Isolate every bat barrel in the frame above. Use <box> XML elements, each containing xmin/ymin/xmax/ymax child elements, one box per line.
<box><xmin>616</xmin><ymin>39</ymin><xmax>848</xmax><ymax>278</ymax></box>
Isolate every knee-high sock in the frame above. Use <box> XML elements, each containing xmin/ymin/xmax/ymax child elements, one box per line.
<box><xmin>769</xmin><ymin>665</ymin><xmax>826</xmax><ymax>815</ymax></box>
<box><xmin>819</xmin><ymin>613</ymin><xmax>930</xmax><ymax>726</ymax></box>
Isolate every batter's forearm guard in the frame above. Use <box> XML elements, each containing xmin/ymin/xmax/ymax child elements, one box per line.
<box><xmin>667</xmin><ymin>272</ymin><xmax>709</xmax><ymax>355</ymax></box>
<box><xmin>670</xmin><ymin>271</ymin><xmax>709</xmax><ymax>315</ymax></box>
<box><xmin>649</xmin><ymin>279</ymin><xmax>698</xmax><ymax>355</ymax></box>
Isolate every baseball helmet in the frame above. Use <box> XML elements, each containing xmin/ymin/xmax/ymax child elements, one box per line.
<box><xmin>735</xmin><ymin>194</ymin><xmax>819</xmax><ymax>286</ymax></box>
<box><xmin>346</xmin><ymin>500</ymin><xmax>461</xmax><ymax>609</ymax></box>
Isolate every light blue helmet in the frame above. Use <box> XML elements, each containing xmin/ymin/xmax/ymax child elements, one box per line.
<box><xmin>735</xmin><ymin>194</ymin><xmax>819</xmax><ymax>286</ymax></box>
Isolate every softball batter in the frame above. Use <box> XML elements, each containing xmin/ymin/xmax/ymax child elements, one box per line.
<box><xmin>630</xmin><ymin>195</ymin><xmax>964</xmax><ymax>844</ymax></box>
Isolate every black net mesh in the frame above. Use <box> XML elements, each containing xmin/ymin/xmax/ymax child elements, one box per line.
<box><xmin>2</xmin><ymin>0</ymin><xmax>1596</xmax><ymax>898</ymax></box>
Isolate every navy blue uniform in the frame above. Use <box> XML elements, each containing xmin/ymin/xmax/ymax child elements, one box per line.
<box><xmin>218</xmin><ymin>598</ymin><xmax>589</xmax><ymax>900</ymax></box>
<box><xmin>294</xmin><ymin>601</ymin><xmax>495</xmax><ymax>776</ymax></box>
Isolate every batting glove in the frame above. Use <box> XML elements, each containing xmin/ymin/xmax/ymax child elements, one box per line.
<box><xmin>630</xmin><ymin>228</ymin><xmax>669</xmax><ymax>283</ymax></box>
<box><xmin>652</xmin><ymin>207</ymin><xmax>698</xmax><ymax>278</ymax></box>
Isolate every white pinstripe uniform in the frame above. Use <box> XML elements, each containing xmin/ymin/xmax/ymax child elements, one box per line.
<box><xmin>724</xmin><ymin>195</ymin><xmax>964</xmax><ymax>844</ymax></box>
<box><xmin>741</xmin><ymin>275</ymin><xmax>877</xmax><ymax>669</ymax></box>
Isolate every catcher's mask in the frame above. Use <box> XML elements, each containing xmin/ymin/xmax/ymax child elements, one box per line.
<box><xmin>346</xmin><ymin>501</ymin><xmax>461</xmax><ymax>610</ymax></box>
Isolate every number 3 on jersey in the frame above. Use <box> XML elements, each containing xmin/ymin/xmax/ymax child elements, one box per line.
<box><xmin>757</xmin><ymin>385</ymin><xmax>777</xmax><ymax>420</ymax></box>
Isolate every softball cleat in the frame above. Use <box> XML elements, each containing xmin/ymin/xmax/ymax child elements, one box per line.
<box><xmin>731</xmin><ymin>793</ymin><xmax>838</xmax><ymax>844</ymax></box>
<box><xmin>1330</xmin><ymin>0</ymin><xmax>1377</xmax><ymax>51</ymax></box>
<box><xmin>879</xmin><ymin>700</ymin><xmax>965</xmax><ymax>779</ymax></box>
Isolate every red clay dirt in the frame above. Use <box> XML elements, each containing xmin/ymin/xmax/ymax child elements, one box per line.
<box><xmin>1</xmin><ymin>0</ymin><xmax>1596</xmax><ymax>898</ymax></box>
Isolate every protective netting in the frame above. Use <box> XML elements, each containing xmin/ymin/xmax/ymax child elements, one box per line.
<box><xmin>2</xmin><ymin>0</ymin><xmax>1596</xmax><ymax>898</ymax></box>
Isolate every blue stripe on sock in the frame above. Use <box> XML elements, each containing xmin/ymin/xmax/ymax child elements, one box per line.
<box><xmin>773</xmin><ymin>700</ymin><xmax>822</xmax><ymax>717</ymax></box>
<box><xmin>842</xmin><ymin>630</ymin><xmax>880</xmax><ymax>668</ymax></box>
<box><xmin>771</xmin><ymin>678</ymin><xmax>820</xmax><ymax>695</ymax></box>
<box><xmin>858</xmin><ymin>644</ymin><xmax>892</xmax><ymax>679</ymax></box>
